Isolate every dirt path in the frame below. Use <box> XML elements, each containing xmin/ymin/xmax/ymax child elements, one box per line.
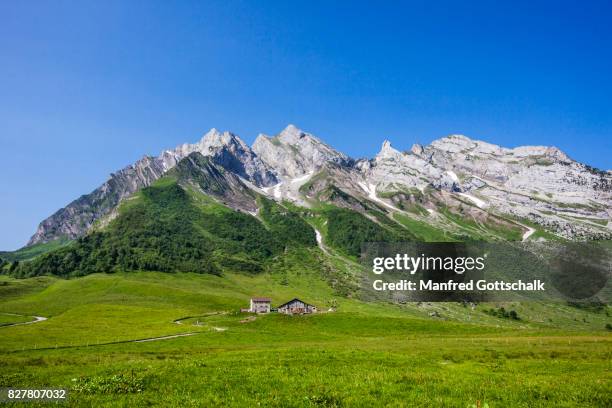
<box><xmin>6</xmin><ymin>331</ymin><xmax>203</xmax><ymax>354</ymax></box>
<box><xmin>514</xmin><ymin>221</ymin><xmax>536</xmax><ymax>241</ymax></box>
<box><xmin>2</xmin><ymin>312</ymin><xmax>204</xmax><ymax>353</ymax></box>
<box><xmin>521</xmin><ymin>226</ymin><xmax>536</xmax><ymax>241</ymax></box>
<box><xmin>0</xmin><ymin>313</ymin><xmax>47</xmax><ymax>328</ymax></box>
<box><xmin>173</xmin><ymin>311</ymin><xmax>226</xmax><ymax>325</ymax></box>
<box><xmin>133</xmin><ymin>333</ymin><xmax>197</xmax><ymax>342</ymax></box>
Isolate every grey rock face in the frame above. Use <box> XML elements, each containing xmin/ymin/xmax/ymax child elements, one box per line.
<box><xmin>417</xmin><ymin>134</ymin><xmax>611</xmax><ymax>203</ymax></box>
<box><xmin>327</xmin><ymin>134</ymin><xmax>610</xmax><ymax>240</ymax></box>
<box><xmin>252</xmin><ymin>125</ymin><xmax>351</xmax><ymax>179</ymax></box>
<box><xmin>363</xmin><ymin>140</ymin><xmax>459</xmax><ymax>193</ymax></box>
<box><xmin>410</xmin><ymin>135</ymin><xmax>612</xmax><ymax>238</ymax></box>
<box><xmin>28</xmin><ymin>156</ymin><xmax>166</xmax><ymax>245</ymax></box>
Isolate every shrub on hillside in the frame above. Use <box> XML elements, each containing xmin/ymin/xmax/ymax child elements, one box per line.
<box><xmin>484</xmin><ymin>307</ymin><xmax>520</xmax><ymax>320</ymax></box>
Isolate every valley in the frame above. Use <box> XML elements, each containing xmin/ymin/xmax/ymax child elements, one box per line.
<box><xmin>0</xmin><ymin>271</ymin><xmax>610</xmax><ymax>407</ymax></box>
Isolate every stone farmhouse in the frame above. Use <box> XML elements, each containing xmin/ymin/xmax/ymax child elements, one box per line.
<box><xmin>245</xmin><ymin>297</ymin><xmax>317</xmax><ymax>315</ymax></box>
<box><xmin>277</xmin><ymin>298</ymin><xmax>317</xmax><ymax>315</ymax></box>
<box><xmin>248</xmin><ymin>297</ymin><xmax>271</xmax><ymax>313</ymax></box>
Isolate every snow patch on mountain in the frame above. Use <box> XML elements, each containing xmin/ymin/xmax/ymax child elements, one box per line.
<box><xmin>457</xmin><ymin>193</ymin><xmax>488</xmax><ymax>209</ymax></box>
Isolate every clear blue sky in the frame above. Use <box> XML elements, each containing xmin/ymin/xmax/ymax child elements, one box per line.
<box><xmin>1</xmin><ymin>0</ymin><xmax>611</xmax><ymax>250</ymax></box>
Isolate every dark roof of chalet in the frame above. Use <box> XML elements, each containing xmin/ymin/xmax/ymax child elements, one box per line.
<box><xmin>277</xmin><ymin>298</ymin><xmax>316</xmax><ymax>309</ymax></box>
<box><xmin>251</xmin><ymin>297</ymin><xmax>271</xmax><ymax>302</ymax></box>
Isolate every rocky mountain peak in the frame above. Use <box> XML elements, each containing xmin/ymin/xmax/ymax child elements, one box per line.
<box><xmin>544</xmin><ymin>146</ymin><xmax>570</xmax><ymax>162</ymax></box>
<box><xmin>367</xmin><ymin>138</ymin><xmax>457</xmax><ymax>192</ymax></box>
<box><xmin>278</xmin><ymin>124</ymin><xmax>305</xmax><ymax>143</ymax></box>
<box><xmin>158</xmin><ymin>128</ymin><xmax>278</xmax><ymax>187</ymax></box>
<box><xmin>411</xmin><ymin>143</ymin><xmax>425</xmax><ymax>156</ymax></box>
<box><xmin>203</xmin><ymin>127</ymin><xmax>221</xmax><ymax>138</ymax></box>
<box><xmin>429</xmin><ymin>135</ymin><xmax>574</xmax><ymax>165</ymax></box>
<box><xmin>199</xmin><ymin>127</ymin><xmax>222</xmax><ymax>144</ymax></box>
<box><xmin>376</xmin><ymin>140</ymin><xmax>402</xmax><ymax>160</ymax></box>
<box><xmin>447</xmin><ymin>134</ymin><xmax>471</xmax><ymax>140</ymax></box>
<box><xmin>429</xmin><ymin>134</ymin><xmax>478</xmax><ymax>153</ymax></box>
<box><xmin>198</xmin><ymin>128</ymin><xmax>249</xmax><ymax>152</ymax></box>
<box><xmin>252</xmin><ymin>124</ymin><xmax>350</xmax><ymax>179</ymax></box>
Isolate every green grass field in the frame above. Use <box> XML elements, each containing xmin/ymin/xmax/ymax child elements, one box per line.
<box><xmin>0</xmin><ymin>271</ymin><xmax>610</xmax><ymax>407</ymax></box>
<box><xmin>0</xmin><ymin>313</ymin><xmax>31</xmax><ymax>326</ymax></box>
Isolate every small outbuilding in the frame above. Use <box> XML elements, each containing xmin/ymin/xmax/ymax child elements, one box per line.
<box><xmin>277</xmin><ymin>298</ymin><xmax>317</xmax><ymax>315</ymax></box>
<box><xmin>249</xmin><ymin>297</ymin><xmax>271</xmax><ymax>313</ymax></box>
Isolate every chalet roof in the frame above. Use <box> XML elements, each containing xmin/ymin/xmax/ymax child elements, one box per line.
<box><xmin>277</xmin><ymin>298</ymin><xmax>316</xmax><ymax>309</ymax></box>
<box><xmin>251</xmin><ymin>297</ymin><xmax>271</xmax><ymax>302</ymax></box>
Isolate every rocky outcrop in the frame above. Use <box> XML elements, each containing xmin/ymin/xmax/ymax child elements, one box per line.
<box><xmin>362</xmin><ymin>140</ymin><xmax>459</xmax><ymax>193</ymax></box>
<box><xmin>252</xmin><ymin>125</ymin><xmax>351</xmax><ymax>179</ymax></box>
<box><xmin>160</xmin><ymin>128</ymin><xmax>278</xmax><ymax>186</ymax></box>
<box><xmin>170</xmin><ymin>152</ymin><xmax>259</xmax><ymax>214</ymax></box>
<box><xmin>28</xmin><ymin>155</ymin><xmax>166</xmax><ymax>245</ymax></box>
<box><xmin>408</xmin><ymin>135</ymin><xmax>612</xmax><ymax>238</ymax></box>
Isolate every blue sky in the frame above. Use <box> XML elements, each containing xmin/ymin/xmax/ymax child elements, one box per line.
<box><xmin>1</xmin><ymin>0</ymin><xmax>611</xmax><ymax>250</ymax></box>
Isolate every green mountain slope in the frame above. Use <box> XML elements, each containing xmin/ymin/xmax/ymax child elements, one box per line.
<box><xmin>0</xmin><ymin>238</ymin><xmax>72</xmax><ymax>262</ymax></box>
<box><xmin>319</xmin><ymin>207</ymin><xmax>412</xmax><ymax>257</ymax></box>
<box><xmin>14</xmin><ymin>155</ymin><xmax>318</xmax><ymax>278</ymax></box>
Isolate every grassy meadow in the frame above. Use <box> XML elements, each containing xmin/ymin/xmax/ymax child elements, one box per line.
<box><xmin>0</xmin><ymin>269</ymin><xmax>610</xmax><ymax>407</ymax></box>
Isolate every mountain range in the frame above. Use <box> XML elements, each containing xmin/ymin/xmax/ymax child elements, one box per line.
<box><xmin>27</xmin><ymin>124</ymin><xmax>611</xmax><ymax>250</ymax></box>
